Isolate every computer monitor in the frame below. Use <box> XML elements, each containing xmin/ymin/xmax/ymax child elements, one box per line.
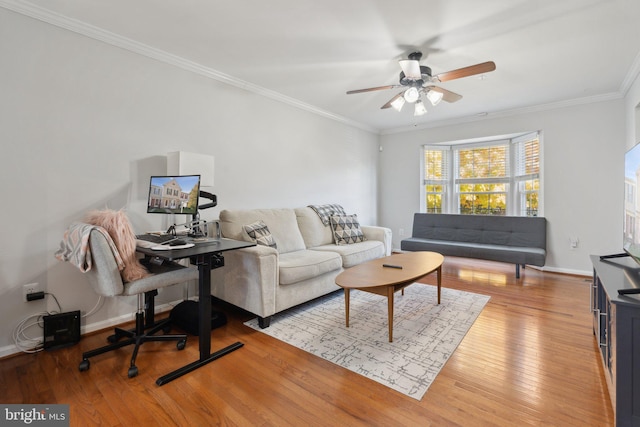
<box><xmin>146</xmin><ymin>175</ymin><xmax>201</xmax><ymax>215</ymax></box>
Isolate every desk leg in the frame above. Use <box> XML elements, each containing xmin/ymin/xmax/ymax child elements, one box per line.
<box><xmin>198</xmin><ymin>255</ymin><xmax>212</xmax><ymax>358</ymax></box>
<box><xmin>156</xmin><ymin>253</ymin><xmax>243</xmax><ymax>386</ymax></box>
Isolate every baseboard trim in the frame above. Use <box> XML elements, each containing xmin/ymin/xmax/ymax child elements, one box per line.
<box><xmin>538</xmin><ymin>265</ymin><xmax>591</xmax><ymax>277</ymax></box>
<box><xmin>0</xmin><ymin>299</ymin><xmax>189</xmax><ymax>359</ymax></box>
<box><xmin>390</xmin><ymin>249</ymin><xmax>592</xmax><ymax>278</ymax></box>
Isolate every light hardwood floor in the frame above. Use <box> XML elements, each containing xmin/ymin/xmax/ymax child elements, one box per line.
<box><xmin>0</xmin><ymin>257</ymin><xmax>614</xmax><ymax>426</ymax></box>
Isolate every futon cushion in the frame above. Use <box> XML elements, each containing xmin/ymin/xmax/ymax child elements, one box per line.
<box><xmin>243</xmin><ymin>220</ymin><xmax>277</xmax><ymax>249</ymax></box>
<box><xmin>330</xmin><ymin>214</ymin><xmax>366</xmax><ymax>245</ymax></box>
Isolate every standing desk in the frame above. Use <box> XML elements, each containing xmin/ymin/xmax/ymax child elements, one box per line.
<box><xmin>137</xmin><ymin>238</ymin><xmax>255</xmax><ymax>386</ymax></box>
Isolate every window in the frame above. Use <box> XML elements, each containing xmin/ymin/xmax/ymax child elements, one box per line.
<box><xmin>423</xmin><ymin>150</ymin><xmax>447</xmax><ymax>213</ymax></box>
<box><xmin>421</xmin><ymin>132</ymin><xmax>541</xmax><ymax>216</ymax></box>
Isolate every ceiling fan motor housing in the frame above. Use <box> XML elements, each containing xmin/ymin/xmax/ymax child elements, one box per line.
<box><xmin>399</xmin><ymin>65</ymin><xmax>432</xmax><ymax>87</ymax></box>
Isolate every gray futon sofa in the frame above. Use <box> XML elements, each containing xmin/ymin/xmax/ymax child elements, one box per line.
<box><xmin>401</xmin><ymin>213</ymin><xmax>546</xmax><ymax>278</ymax></box>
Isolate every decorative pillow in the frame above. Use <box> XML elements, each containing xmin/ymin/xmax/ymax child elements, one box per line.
<box><xmin>330</xmin><ymin>214</ymin><xmax>366</xmax><ymax>245</ymax></box>
<box><xmin>243</xmin><ymin>220</ymin><xmax>277</xmax><ymax>249</ymax></box>
<box><xmin>84</xmin><ymin>209</ymin><xmax>150</xmax><ymax>282</ymax></box>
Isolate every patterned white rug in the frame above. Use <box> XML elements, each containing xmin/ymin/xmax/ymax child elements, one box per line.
<box><xmin>244</xmin><ymin>284</ymin><xmax>490</xmax><ymax>400</ymax></box>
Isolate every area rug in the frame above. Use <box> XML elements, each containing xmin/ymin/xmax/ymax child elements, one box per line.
<box><xmin>244</xmin><ymin>283</ymin><xmax>490</xmax><ymax>400</ymax></box>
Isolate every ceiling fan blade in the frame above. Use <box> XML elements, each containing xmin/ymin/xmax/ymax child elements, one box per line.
<box><xmin>346</xmin><ymin>85</ymin><xmax>399</xmax><ymax>95</ymax></box>
<box><xmin>425</xmin><ymin>86</ymin><xmax>463</xmax><ymax>103</ymax></box>
<box><xmin>398</xmin><ymin>59</ymin><xmax>422</xmax><ymax>80</ymax></box>
<box><xmin>381</xmin><ymin>92</ymin><xmax>405</xmax><ymax>109</ymax></box>
<box><xmin>433</xmin><ymin>61</ymin><xmax>496</xmax><ymax>82</ymax></box>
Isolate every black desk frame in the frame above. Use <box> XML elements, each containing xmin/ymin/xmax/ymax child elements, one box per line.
<box><xmin>137</xmin><ymin>238</ymin><xmax>254</xmax><ymax>386</ymax></box>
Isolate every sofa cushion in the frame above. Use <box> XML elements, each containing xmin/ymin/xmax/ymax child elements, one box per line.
<box><xmin>312</xmin><ymin>240</ymin><xmax>385</xmax><ymax>268</ymax></box>
<box><xmin>220</xmin><ymin>208</ymin><xmax>306</xmax><ymax>254</ymax></box>
<box><xmin>295</xmin><ymin>206</ymin><xmax>335</xmax><ymax>248</ymax></box>
<box><xmin>330</xmin><ymin>214</ymin><xmax>366</xmax><ymax>245</ymax></box>
<box><xmin>278</xmin><ymin>250</ymin><xmax>342</xmax><ymax>285</ymax></box>
<box><xmin>243</xmin><ymin>220</ymin><xmax>277</xmax><ymax>249</ymax></box>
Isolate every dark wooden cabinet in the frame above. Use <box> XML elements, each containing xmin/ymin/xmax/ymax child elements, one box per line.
<box><xmin>591</xmin><ymin>255</ymin><xmax>640</xmax><ymax>427</ymax></box>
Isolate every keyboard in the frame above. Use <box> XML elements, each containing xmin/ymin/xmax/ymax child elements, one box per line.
<box><xmin>136</xmin><ymin>234</ymin><xmax>179</xmax><ymax>248</ymax></box>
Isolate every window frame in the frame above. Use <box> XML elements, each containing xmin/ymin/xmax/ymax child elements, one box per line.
<box><xmin>421</xmin><ymin>132</ymin><xmax>542</xmax><ymax>217</ymax></box>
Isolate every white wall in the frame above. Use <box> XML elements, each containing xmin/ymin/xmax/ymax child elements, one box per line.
<box><xmin>3</xmin><ymin>5</ymin><xmax>638</xmax><ymax>356</ymax></box>
<box><xmin>379</xmin><ymin>99</ymin><xmax>627</xmax><ymax>276</ymax></box>
<box><xmin>0</xmin><ymin>10</ymin><xmax>379</xmax><ymax>355</ymax></box>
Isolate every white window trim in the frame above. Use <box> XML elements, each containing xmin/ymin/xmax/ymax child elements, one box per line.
<box><xmin>421</xmin><ymin>131</ymin><xmax>542</xmax><ymax>216</ymax></box>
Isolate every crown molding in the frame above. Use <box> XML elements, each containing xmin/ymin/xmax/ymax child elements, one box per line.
<box><xmin>2</xmin><ymin>0</ymin><xmax>635</xmax><ymax>137</ymax></box>
<box><xmin>381</xmin><ymin>91</ymin><xmax>624</xmax><ymax>135</ymax></box>
<box><xmin>620</xmin><ymin>50</ymin><xmax>640</xmax><ymax>96</ymax></box>
<box><xmin>0</xmin><ymin>0</ymin><xmax>378</xmax><ymax>134</ymax></box>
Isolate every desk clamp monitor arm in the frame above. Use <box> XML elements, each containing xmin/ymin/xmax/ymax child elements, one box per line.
<box><xmin>166</xmin><ymin>191</ymin><xmax>217</xmax><ymax>238</ymax></box>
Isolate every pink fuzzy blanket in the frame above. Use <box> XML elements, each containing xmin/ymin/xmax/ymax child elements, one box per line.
<box><xmin>83</xmin><ymin>209</ymin><xmax>150</xmax><ymax>282</ymax></box>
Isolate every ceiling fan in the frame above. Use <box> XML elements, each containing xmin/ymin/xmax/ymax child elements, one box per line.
<box><xmin>346</xmin><ymin>52</ymin><xmax>496</xmax><ymax>116</ymax></box>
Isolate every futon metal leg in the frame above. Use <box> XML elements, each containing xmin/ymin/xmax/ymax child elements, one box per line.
<box><xmin>516</xmin><ymin>264</ymin><xmax>520</xmax><ymax>278</ymax></box>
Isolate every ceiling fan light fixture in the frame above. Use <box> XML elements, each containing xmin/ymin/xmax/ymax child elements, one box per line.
<box><xmin>403</xmin><ymin>87</ymin><xmax>420</xmax><ymax>103</ymax></box>
<box><xmin>398</xmin><ymin>59</ymin><xmax>421</xmax><ymax>80</ymax></box>
<box><xmin>426</xmin><ymin>89</ymin><xmax>444</xmax><ymax>106</ymax></box>
<box><xmin>390</xmin><ymin>96</ymin><xmax>405</xmax><ymax>112</ymax></box>
<box><xmin>414</xmin><ymin>100</ymin><xmax>427</xmax><ymax>116</ymax></box>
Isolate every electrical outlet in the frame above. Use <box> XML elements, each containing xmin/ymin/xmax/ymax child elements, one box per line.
<box><xmin>569</xmin><ymin>237</ymin><xmax>579</xmax><ymax>250</ymax></box>
<box><xmin>399</xmin><ymin>228</ymin><xmax>405</xmax><ymax>237</ymax></box>
<box><xmin>23</xmin><ymin>282</ymin><xmax>43</xmax><ymax>302</ymax></box>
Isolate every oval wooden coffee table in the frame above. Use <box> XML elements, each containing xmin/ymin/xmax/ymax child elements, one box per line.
<box><xmin>335</xmin><ymin>251</ymin><xmax>444</xmax><ymax>342</ymax></box>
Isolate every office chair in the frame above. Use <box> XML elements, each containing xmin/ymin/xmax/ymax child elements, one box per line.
<box><xmin>78</xmin><ymin>229</ymin><xmax>199</xmax><ymax>378</ymax></box>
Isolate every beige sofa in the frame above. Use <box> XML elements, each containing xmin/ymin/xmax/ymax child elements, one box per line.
<box><xmin>210</xmin><ymin>206</ymin><xmax>392</xmax><ymax>328</ymax></box>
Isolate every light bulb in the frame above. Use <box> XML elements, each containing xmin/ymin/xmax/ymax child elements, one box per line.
<box><xmin>390</xmin><ymin>96</ymin><xmax>405</xmax><ymax>112</ymax></box>
<box><xmin>414</xmin><ymin>100</ymin><xmax>427</xmax><ymax>116</ymax></box>
<box><xmin>426</xmin><ymin>89</ymin><xmax>443</xmax><ymax>106</ymax></box>
<box><xmin>403</xmin><ymin>87</ymin><xmax>420</xmax><ymax>103</ymax></box>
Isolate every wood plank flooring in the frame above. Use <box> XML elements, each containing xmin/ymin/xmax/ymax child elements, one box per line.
<box><xmin>0</xmin><ymin>257</ymin><xmax>614</xmax><ymax>426</ymax></box>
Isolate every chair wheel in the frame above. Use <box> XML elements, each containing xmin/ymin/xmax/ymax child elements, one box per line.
<box><xmin>107</xmin><ymin>334</ymin><xmax>118</xmax><ymax>343</ymax></box>
<box><xmin>177</xmin><ymin>339</ymin><xmax>186</xmax><ymax>350</ymax></box>
<box><xmin>79</xmin><ymin>359</ymin><xmax>90</xmax><ymax>372</ymax></box>
<box><xmin>128</xmin><ymin>366</ymin><xmax>138</xmax><ymax>378</ymax></box>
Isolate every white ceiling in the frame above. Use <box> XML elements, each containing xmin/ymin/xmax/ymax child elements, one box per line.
<box><xmin>7</xmin><ymin>0</ymin><xmax>640</xmax><ymax>132</ymax></box>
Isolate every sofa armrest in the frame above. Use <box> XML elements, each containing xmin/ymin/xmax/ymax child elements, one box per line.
<box><xmin>362</xmin><ymin>225</ymin><xmax>392</xmax><ymax>256</ymax></box>
<box><xmin>210</xmin><ymin>245</ymin><xmax>279</xmax><ymax>318</ymax></box>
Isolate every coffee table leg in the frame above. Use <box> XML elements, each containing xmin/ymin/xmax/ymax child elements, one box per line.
<box><xmin>437</xmin><ymin>265</ymin><xmax>441</xmax><ymax>304</ymax></box>
<box><xmin>344</xmin><ymin>288</ymin><xmax>350</xmax><ymax>327</ymax></box>
<box><xmin>387</xmin><ymin>286</ymin><xmax>394</xmax><ymax>342</ymax></box>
